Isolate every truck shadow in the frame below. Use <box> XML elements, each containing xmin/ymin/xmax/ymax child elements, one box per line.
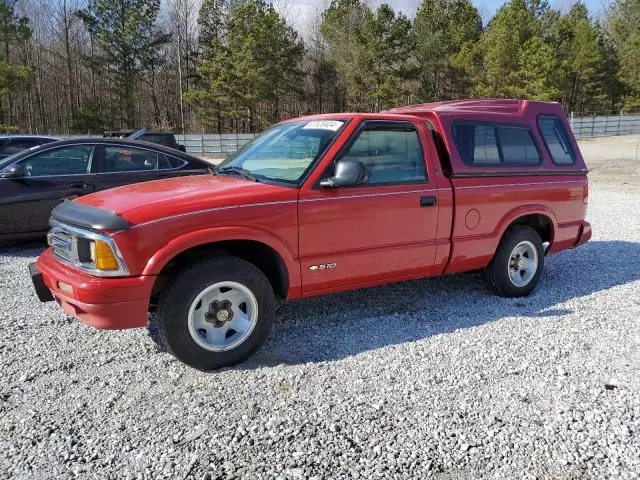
<box><xmin>243</xmin><ymin>240</ymin><xmax>640</xmax><ymax>368</ymax></box>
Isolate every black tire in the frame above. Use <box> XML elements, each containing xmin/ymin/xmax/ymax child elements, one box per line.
<box><xmin>156</xmin><ymin>256</ymin><xmax>276</xmax><ymax>370</ymax></box>
<box><xmin>484</xmin><ymin>225</ymin><xmax>544</xmax><ymax>298</ymax></box>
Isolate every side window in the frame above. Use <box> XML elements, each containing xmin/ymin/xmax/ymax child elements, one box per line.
<box><xmin>537</xmin><ymin>116</ymin><xmax>575</xmax><ymax>165</ymax></box>
<box><xmin>19</xmin><ymin>145</ymin><xmax>93</xmax><ymax>176</ymax></box>
<box><xmin>453</xmin><ymin>123</ymin><xmax>540</xmax><ymax>166</ymax></box>
<box><xmin>497</xmin><ymin>127</ymin><xmax>540</xmax><ymax>164</ymax></box>
<box><xmin>157</xmin><ymin>153</ymin><xmax>172</xmax><ymax>170</ymax></box>
<box><xmin>339</xmin><ymin>123</ymin><xmax>426</xmax><ymax>184</ymax></box>
<box><xmin>104</xmin><ymin>146</ymin><xmax>167</xmax><ymax>172</ymax></box>
<box><xmin>168</xmin><ymin>156</ymin><xmax>187</xmax><ymax>169</ymax></box>
<box><xmin>474</xmin><ymin>125</ymin><xmax>500</xmax><ymax>164</ymax></box>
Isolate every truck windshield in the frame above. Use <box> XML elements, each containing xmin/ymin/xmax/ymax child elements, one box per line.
<box><xmin>217</xmin><ymin>120</ymin><xmax>345</xmax><ymax>183</ymax></box>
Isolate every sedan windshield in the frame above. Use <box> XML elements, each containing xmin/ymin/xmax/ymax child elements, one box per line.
<box><xmin>217</xmin><ymin>120</ymin><xmax>346</xmax><ymax>183</ymax></box>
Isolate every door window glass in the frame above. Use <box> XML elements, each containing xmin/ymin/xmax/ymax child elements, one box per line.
<box><xmin>104</xmin><ymin>146</ymin><xmax>170</xmax><ymax>172</ymax></box>
<box><xmin>339</xmin><ymin>123</ymin><xmax>426</xmax><ymax>184</ymax></box>
<box><xmin>20</xmin><ymin>145</ymin><xmax>93</xmax><ymax>176</ymax></box>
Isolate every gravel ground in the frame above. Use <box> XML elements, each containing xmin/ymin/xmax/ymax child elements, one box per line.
<box><xmin>1</xmin><ymin>179</ymin><xmax>640</xmax><ymax>479</ymax></box>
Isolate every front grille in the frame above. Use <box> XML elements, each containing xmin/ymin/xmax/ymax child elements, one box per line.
<box><xmin>46</xmin><ymin>221</ymin><xmax>129</xmax><ymax>277</ymax></box>
<box><xmin>49</xmin><ymin>227</ymin><xmax>74</xmax><ymax>262</ymax></box>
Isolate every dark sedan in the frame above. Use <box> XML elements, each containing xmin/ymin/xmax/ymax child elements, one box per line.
<box><xmin>0</xmin><ymin>138</ymin><xmax>211</xmax><ymax>238</ymax></box>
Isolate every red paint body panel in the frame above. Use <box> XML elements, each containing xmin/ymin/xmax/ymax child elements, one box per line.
<box><xmin>36</xmin><ymin>249</ymin><xmax>152</xmax><ymax>328</ymax></box>
<box><xmin>36</xmin><ymin>99</ymin><xmax>592</xmax><ymax>330</ymax></box>
<box><xmin>298</xmin><ymin>118</ymin><xmax>440</xmax><ymax>293</ymax></box>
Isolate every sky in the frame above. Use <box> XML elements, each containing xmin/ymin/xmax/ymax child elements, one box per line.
<box><xmin>277</xmin><ymin>0</ymin><xmax>612</xmax><ymax>33</ymax></box>
<box><xmin>471</xmin><ymin>0</ymin><xmax>609</xmax><ymax>22</ymax></box>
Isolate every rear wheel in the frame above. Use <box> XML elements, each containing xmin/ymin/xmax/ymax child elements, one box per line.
<box><xmin>484</xmin><ymin>225</ymin><xmax>544</xmax><ymax>297</ymax></box>
<box><xmin>157</xmin><ymin>256</ymin><xmax>275</xmax><ymax>370</ymax></box>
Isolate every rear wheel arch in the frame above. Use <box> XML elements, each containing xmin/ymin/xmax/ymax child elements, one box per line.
<box><xmin>497</xmin><ymin>207</ymin><xmax>557</xmax><ymax>248</ymax></box>
<box><xmin>510</xmin><ymin>213</ymin><xmax>554</xmax><ymax>245</ymax></box>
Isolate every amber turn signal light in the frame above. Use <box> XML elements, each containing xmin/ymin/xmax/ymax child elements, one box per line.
<box><xmin>93</xmin><ymin>240</ymin><xmax>119</xmax><ymax>271</ymax></box>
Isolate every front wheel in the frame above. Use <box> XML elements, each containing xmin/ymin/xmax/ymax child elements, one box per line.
<box><xmin>157</xmin><ymin>256</ymin><xmax>276</xmax><ymax>370</ymax></box>
<box><xmin>484</xmin><ymin>225</ymin><xmax>544</xmax><ymax>297</ymax></box>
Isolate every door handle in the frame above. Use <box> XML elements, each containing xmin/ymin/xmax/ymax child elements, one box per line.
<box><xmin>69</xmin><ymin>182</ymin><xmax>88</xmax><ymax>189</ymax></box>
<box><xmin>420</xmin><ymin>196</ymin><xmax>437</xmax><ymax>207</ymax></box>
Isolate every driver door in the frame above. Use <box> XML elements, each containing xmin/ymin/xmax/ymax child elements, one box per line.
<box><xmin>297</xmin><ymin>120</ymin><xmax>440</xmax><ymax>294</ymax></box>
<box><xmin>0</xmin><ymin>145</ymin><xmax>96</xmax><ymax>234</ymax></box>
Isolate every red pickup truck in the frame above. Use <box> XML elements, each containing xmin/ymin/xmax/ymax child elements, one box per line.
<box><xmin>31</xmin><ymin>99</ymin><xmax>591</xmax><ymax>370</ymax></box>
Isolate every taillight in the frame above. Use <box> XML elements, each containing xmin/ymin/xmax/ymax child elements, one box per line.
<box><xmin>583</xmin><ymin>182</ymin><xmax>589</xmax><ymax>204</ymax></box>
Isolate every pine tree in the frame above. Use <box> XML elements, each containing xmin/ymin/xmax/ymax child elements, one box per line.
<box><xmin>607</xmin><ymin>0</ymin><xmax>640</xmax><ymax>108</ymax></box>
<box><xmin>476</xmin><ymin>0</ymin><xmax>560</xmax><ymax>100</ymax></box>
<box><xmin>321</xmin><ymin>1</ymin><xmax>414</xmax><ymax>111</ymax></box>
<box><xmin>0</xmin><ymin>0</ymin><xmax>31</xmax><ymax>129</ymax></box>
<box><xmin>412</xmin><ymin>0</ymin><xmax>482</xmax><ymax>101</ymax></box>
<box><xmin>548</xmin><ymin>3</ymin><xmax>610</xmax><ymax>113</ymax></box>
<box><xmin>187</xmin><ymin>0</ymin><xmax>303</xmax><ymax>132</ymax></box>
<box><xmin>198</xmin><ymin>0</ymin><xmax>228</xmax><ymax>51</ymax></box>
<box><xmin>78</xmin><ymin>0</ymin><xmax>168</xmax><ymax>127</ymax></box>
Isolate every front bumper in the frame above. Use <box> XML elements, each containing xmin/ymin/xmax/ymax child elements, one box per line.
<box><xmin>32</xmin><ymin>249</ymin><xmax>155</xmax><ymax>329</ymax></box>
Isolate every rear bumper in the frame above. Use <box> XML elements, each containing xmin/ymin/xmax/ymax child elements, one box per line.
<box><xmin>574</xmin><ymin>220</ymin><xmax>592</xmax><ymax>248</ymax></box>
<box><xmin>33</xmin><ymin>249</ymin><xmax>154</xmax><ymax>329</ymax></box>
<box><xmin>548</xmin><ymin>220</ymin><xmax>592</xmax><ymax>254</ymax></box>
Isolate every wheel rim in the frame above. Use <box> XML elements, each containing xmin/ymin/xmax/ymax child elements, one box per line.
<box><xmin>507</xmin><ymin>240</ymin><xmax>538</xmax><ymax>287</ymax></box>
<box><xmin>187</xmin><ymin>281</ymin><xmax>258</xmax><ymax>352</ymax></box>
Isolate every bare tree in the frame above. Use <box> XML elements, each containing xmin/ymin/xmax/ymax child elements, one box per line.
<box><xmin>163</xmin><ymin>0</ymin><xmax>198</xmax><ymax>131</ymax></box>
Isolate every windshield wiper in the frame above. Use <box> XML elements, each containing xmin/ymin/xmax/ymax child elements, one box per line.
<box><xmin>216</xmin><ymin>166</ymin><xmax>258</xmax><ymax>182</ymax></box>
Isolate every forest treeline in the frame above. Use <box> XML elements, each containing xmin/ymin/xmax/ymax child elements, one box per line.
<box><xmin>1</xmin><ymin>0</ymin><xmax>639</xmax><ymax>134</ymax></box>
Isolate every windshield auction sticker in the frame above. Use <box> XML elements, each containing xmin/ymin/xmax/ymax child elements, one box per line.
<box><xmin>303</xmin><ymin>120</ymin><xmax>344</xmax><ymax>131</ymax></box>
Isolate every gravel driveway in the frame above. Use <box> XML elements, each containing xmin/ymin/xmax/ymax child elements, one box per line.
<box><xmin>1</xmin><ymin>181</ymin><xmax>639</xmax><ymax>479</ymax></box>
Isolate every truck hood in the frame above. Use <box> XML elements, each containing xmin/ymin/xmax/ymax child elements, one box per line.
<box><xmin>76</xmin><ymin>175</ymin><xmax>295</xmax><ymax>226</ymax></box>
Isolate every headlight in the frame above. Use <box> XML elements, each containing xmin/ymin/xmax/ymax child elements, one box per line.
<box><xmin>49</xmin><ymin>222</ymin><xmax>129</xmax><ymax>276</ymax></box>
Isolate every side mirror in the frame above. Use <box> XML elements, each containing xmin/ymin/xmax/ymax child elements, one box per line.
<box><xmin>1</xmin><ymin>163</ymin><xmax>26</xmax><ymax>179</ymax></box>
<box><xmin>178</xmin><ymin>144</ymin><xmax>186</xmax><ymax>152</ymax></box>
<box><xmin>319</xmin><ymin>159</ymin><xmax>368</xmax><ymax>188</ymax></box>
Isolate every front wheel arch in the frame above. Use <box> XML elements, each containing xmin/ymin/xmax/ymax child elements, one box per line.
<box><xmin>148</xmin><ymin>239</ymin><xmax>292</xmax><ymax>312</ymax></box>
<box><xmin>143</xmin><ymin>227</ymin><xmax>301</xmax><ymax>304</ymax></box>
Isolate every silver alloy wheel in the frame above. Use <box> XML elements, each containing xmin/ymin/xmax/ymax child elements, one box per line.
<box><xmin>187</xmin><ymin>281</ymin><xmax>258</xmax><ymax>352</ymax></box>
<box><xmin>507</xmin><ymin>240</ymin><xmax>538</xmax><ymax>287</ymax></box>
